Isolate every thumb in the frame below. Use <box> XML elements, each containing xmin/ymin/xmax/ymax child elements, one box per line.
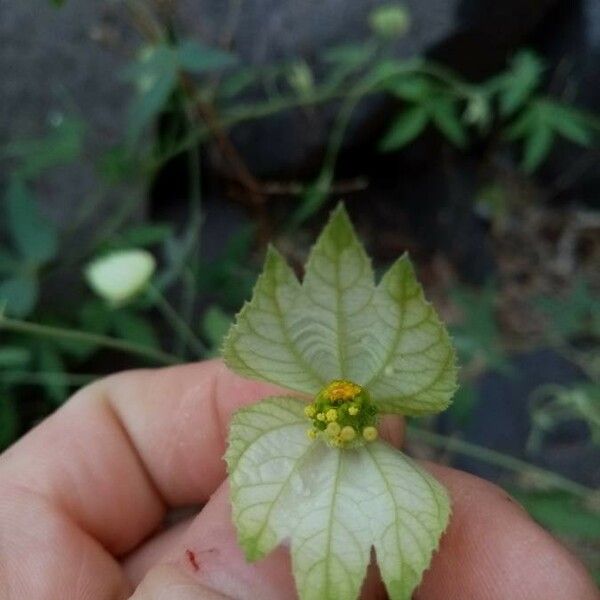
<box><xmin>130</xmin><ymin>564</ymin><xmax>232</xmax><ymax>600</ymax></box>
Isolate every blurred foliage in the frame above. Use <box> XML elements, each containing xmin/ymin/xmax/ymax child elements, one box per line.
<box><xmin>5</xmin><ymin>0</ymin><xmax>600</xmax><ymax>578</ymax></box>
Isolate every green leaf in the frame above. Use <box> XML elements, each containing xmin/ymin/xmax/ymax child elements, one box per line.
<box><xmin>290</xmin><ymin>170</ymin><xmax>333</xmax><ymax>227</ymax></box>
<box><xmin>223</xmin><ymin>204</ymin><xmax>457</xmax><ymax>415</ymax></box>
<box><xmin>0</xmin><ymin>346</ymin><xmax>31</xmax><ymax>369</ymax></box>
<box><xmin>383</xmin><ymin>75</ymin><xmax>436</xmax><ymax>102</ymax></box>
<box><xmin>379</xmin><ymin>105</ymin><xmax>428</xmax><ymax>151</ymax></box>
<box><xmin>111</xmin><ymin>310</ymin><xmax>160</xmax><ymax>349</ymax></box>
<box><xmin>538</xmin><ymin>101</ymin><xmax>593</xmax><ymax>146</ymax></box>
<box><xmin>218</xmin><ymin>69</ymin><xmax>257</xmax><ymax>99</ymax></box>
<box><xmin>226</xmin><ymin>397</ymin><xmax>450</xmax><ymax>600</ymax></box>
<box><xmin>175</xmin><ymin>40</ymin><xmax>237</xmax><ymax>73</ymax></box>
<box><xmin>3</xmin><ymin>117</ymin><xmax>84</xmax><ymax>179</ymax></box>
<box><xmin>201</xmin><ymin>305</ymin><xmax>232</xmax><ymax>349</ymax></box>
<box><xmin>5</xmin><ymin>179</ymin><xmax>58</xmax><ymax>263</ymax></box>
<box><xmin>0</xmin><ymin>276</ymin><xmax>39</xmax><ymax>318</ymax></box>
<box><xmin>522</xmin><ymin>123</ymin><xmax>554</xmax><ymax>173</ymax></box>
<box><xmin>116</xmin><ymin>223</ymin><xmax>174</xmax><ymax>248</ymax></box>
<box><xmin>125</xmin><ymin>46</ymin><xmax>178</xmax><ymax>143</ymax></box>
<box><xmin>428</xmin><ymin>98</ymin><xmax>468</xmax><ymax>147</ymax></box>
<box><xmin>498</xmin><ymin>50</ymin><xmax>544</xmax><ymax>117</ymax></box>
<box><xmin>127</xmin><ymin>70</ymin><xmax>177</xmax><ymax>143</ymax></box>
<box><xmin>323</xmin><ymin>42</ymin><xmax>376</xmax><ymax>67</ymax></box>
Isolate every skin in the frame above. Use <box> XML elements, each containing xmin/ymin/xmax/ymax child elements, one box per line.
<box><xmin>0</xmin><ymin>360</ymin><xmax>596</xmax><ymax>600</ymax></box>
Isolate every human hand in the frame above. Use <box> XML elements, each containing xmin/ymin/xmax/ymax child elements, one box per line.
<box><xmin>0</xmin><ymin>360</ymin><xmax>597</xmax><ymax>599</ymax></box>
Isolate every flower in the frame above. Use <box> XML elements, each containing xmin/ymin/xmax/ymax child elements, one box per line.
<box><xmin>223</xmin><ymin>205</ymin><xmax>457</xmax><ymax>600</ymax></box>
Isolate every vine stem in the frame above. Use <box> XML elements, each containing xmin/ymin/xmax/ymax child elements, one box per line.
<box><xmin>147</xmin><ymin>286</ymin><xmax>208</xmax><ymax>358</ymax></box>
<box><xmin>0</xmin><ymin>317</ymin><xmax>179</xmax><ymax>366</ymax></box>
<box><xmin>406</xmin><ymin>425</ymin><xmax>594</xmax><ymax>498</ymax></box>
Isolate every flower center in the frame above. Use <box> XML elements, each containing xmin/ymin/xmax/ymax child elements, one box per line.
<box><xmin>305</xmin><ymin>379</ymin><xmax>379</xmax><ymax>448</ymax></box>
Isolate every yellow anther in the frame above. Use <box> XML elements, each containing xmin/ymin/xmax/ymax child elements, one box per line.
<box><xmin>316</xmin><ymin>412</ymin><xmax>326</xmax><ymax>422</ymax></box>
<box><xmin>304</xmin><ymin>405</ymin><xmax>316</xmax><ymax>418</ymax></box>
<box><xmin>325</xmin><ymin>409</ymin><xmax>338</xmax><ymax>422</ymax></box>
<box><xmin>348</xmin><ymin>405</ymin><xmax>359</xmax><ymax>416</ymax></box>
<box><xmin>324</xmin><ymin>379</ymin><xmax>362</xmax><ymax>402</ymax></box>
<box><xmin>362</xmin><ymin>426</ymin><xmax>378</xmax><ymax>442</ymax></box>
<box><xmin>306</xmin><ymin>428</ymin><xmax>317</xmax><ymax>440</ymax></box>
<box><xmin>326</xmin><ymin>422</ymin><xmax>341</xmax><ymax>436</ymax></box>
<box><xmin>340</xmin><ymin>426</ymin><xmax>356</xmax><ymax>442</ymax></box>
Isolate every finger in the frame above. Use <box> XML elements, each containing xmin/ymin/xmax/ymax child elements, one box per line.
<box><xmin>130</xmin><ymin>564</ymin><xmax>232</xmax><ymax>600</ymax></box>
<box><xmin>122</xmin><ymin>415</ymin><xmax>404</xmax><ymax>585</ymax></box>
<box><xmin>0</xmin><ymin>360</ymin><xmax>284</xmax><ymax>555</ymax></box>
<box><xmin>127</xmin><ymin>463</ymin><xmax>597</xmax><ymax>600</ymax></box>
<box><xmin>416</xmin><ymin>463</ymin><xmax>599</xmax><ymax>600</ymax></box>
<box><xmin>136</xmin><ymin>483</ymin><xmax>389</xmax><ymax>600</ymax></box>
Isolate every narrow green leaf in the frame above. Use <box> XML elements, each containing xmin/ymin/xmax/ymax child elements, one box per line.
<box><xmin>539</xmin><ymin>101</ymin><xmax>593</xmax><ymax>146</ymax></box>
<box><xmin>323</xmin><ymin>42</ymin><xmax>376</xmax><ymax>67</ymax></box>
<box><xmin>504</xmin><ymin>106</ymin><xmax>536</xmax><ymax>140</ymax></box>
<box><xmin>290</xmin><ymin>170</ymin><xmax>332</xmax><ymax>227</ymax></box>
<box><xmin>379</xmin><ymin>106</ymin><xmax>428</xmax><ymax>151</ymax></box>
<box><xmin>383</xmin><ymin>75</ymin><xmax>436</xmax><ymax>102</ymax></box>
<box><xmin>176</xmin><ymin>40</ymin><xmax>237</xmax><ymax>73</ymax></box>
<box><xmin>227</xmin><ymin>397</ymin><xmax>450</xmax><ymax>600</ymax></box>
<box><xmin>127</xmin><ymin>69</ymin><xmax>177</xmax><ymax>143</ymax></box>
<box><xmin>5</xmin><ymin>179</ymin><xmax>58</xmax><ymax>263</ymax></box>
<box><xmin>429</xmin><ymin>98</ymin><xmax>468</xmax><ymax>147</ymax></box>
<box><xmin>0</xmin><ymin>347</ymin><xmax>31</xmax><ymax>369</ymax></box>
<box><xmin>0</xmin><ymin>276</ymin><xmax>39</xmax><ymax>318</ymax></box>
<box><xmin>117</xmin><ymin>223</ymin><xmax>174</xmax><ymax>248</ymax></box>
<box><xmin>4</xmin><ymin>117</ymin><xmax>84</xmax><ymax>179</ymax></box>
<box><xmin>522</xmin><ymin>124</ymin><xmax>554</xmax><ymax>173</ymax></box>
<box><xmin>218</xmin><ymin>69</ymin><xmax>257</xmax><ymax>99</ymax></box>
<box><xmin>498</xmin><ymin>50</ymin><xmax>544</xmax><ymax>117</ymax></box>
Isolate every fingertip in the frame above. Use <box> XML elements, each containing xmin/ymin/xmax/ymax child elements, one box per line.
<box><xmin>416</xmin><ymin>464</ymin><xmax>599</xmax><ymax>600</ymax></box>
<box><xmin>131</xmin><ymin>564</ymin><xmax>233</xmax><ymax>600</ymax></box>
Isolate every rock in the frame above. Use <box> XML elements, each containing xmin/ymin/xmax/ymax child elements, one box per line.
<box><xmin>454</xmin><ymin>348</ymin><xmax>600</xmax><ymax>488</ymax></box>
<box><xmin>0</xmin><ymin>1</ymin><xmax>144</xmax><ymax>234</ymax></box>
<box><xmin>174</xmin><ymin>0</ymin><xmax>559</xmax><ymax>176</ymax></box>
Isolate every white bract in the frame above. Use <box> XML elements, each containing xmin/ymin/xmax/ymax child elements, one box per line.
<box><xmin>85</xmin><ymin>249</ymin><xmax>155</xmax><ymax>306</ymax></box>
<box><xmin>223</xmin><ymin>205</ymin><xmax>457</xmax><ymax>600</ymax></box>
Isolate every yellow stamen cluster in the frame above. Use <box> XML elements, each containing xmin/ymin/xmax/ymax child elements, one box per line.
<box><xmin>305</xmin><ymin>379</ymin><xmax>379</xmax><ymax>448</ymax></box>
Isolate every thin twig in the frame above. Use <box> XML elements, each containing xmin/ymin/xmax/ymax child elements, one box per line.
<box><xmin>0</xmin><ymin>317</ymin><xmax>179</xmax><ymax>366</ymax></box>
<box><xmin>407</xmin><ymin>425</ymin><xmax>594</xmax><ymax>498</ymax></box>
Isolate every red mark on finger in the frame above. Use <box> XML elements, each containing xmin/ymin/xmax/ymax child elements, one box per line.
<box><xmin>186</xmin><ymin>549</ymin><xmax>200</xmax><ymax>571</ymax></box>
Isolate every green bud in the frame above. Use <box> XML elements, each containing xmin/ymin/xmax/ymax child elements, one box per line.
<box><xmin>369</xmin><ymin>4</ymin><xmax>411</xmax><ymax>39</ymax></box>
<box><xmin>85</xmin><ymin>249</ymin><xmax>155</xmax><ymax>306</ymax></box>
